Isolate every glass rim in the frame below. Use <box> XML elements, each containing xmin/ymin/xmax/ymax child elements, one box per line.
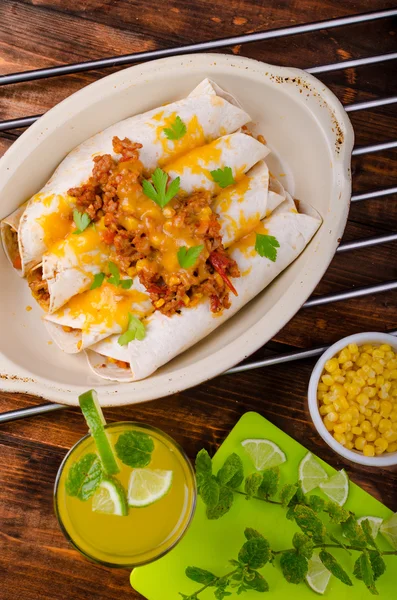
<box><xmin>54</xmin><ymin>421</ymin><xmax>197</xmax><ymax>569</ymax></box>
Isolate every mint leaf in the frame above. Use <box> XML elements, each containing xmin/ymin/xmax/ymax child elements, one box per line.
<box><xmin>255</xmin><ymin>233</ymin><xmax>280</xmax><ymax>262</ymax></box>
<box><xmin>293</xmin><ymin>505</ymin><xmax>326</xmax><ymax>543</ymax></box>
<box><xmin>164</xmin><ymin>116</ymin><xmax>187</xmax><ymax>140</ymax></box>
<box><xmin>354</xmin><ymin>550</ymin><xmax>385</xmax><ymax>583</ymax></box>
<box><xmin>206</xmin><ymin>486</ymin><xmax>233</xmax><ymax>520</ymax></box>
<box><xmin>201</xmin><ymin>475</ymin><xmax>220</xmax><ymax>508</ymax></box>
<box><xmin>319</xmin><ymin>550</ymin><xmax>353</xmax><ymax>586</ymax></box>
<box><xmin>73</xmin><ymin>209</ymin><xmax>91</xmax><ymax>234</ymax></box>
<box><xmin>257</xmin><ymin>466</ymin><xmax>279</xmax><ymax>498</ymax></box>
<box><xmin>244</xmin><ymin>528</ymin><xmax>264</xmax><ymax>541</ymax></box>
<box><xmin>119</xmin><ymin>278</ymin><xmax>133</xmax><ymax>290</ymax></box>
<box><xmin>91</xmin><ymin>272</ymin><xmax>105</xmax><ymax>290</ymax></box>
<box><xmin>118</xmin><ymin>313</ymin><xmax>146</xmax><ymax>346</ymax></box>
<box><xmin>280</xmin><ymin>483</ymin><xmax>298</xmax><ymax>508</ymax></box>
<box><xmin>293</xmin><ymin>533</ymin><xmax>314</xmax><ymax>559</ymax></box>
<box><xmin>114</xmin><ymin>431</ymin><xmax>154</xmax><ymax>468</ymax></box>
<box><xmin>325</xmin><ymin>500</ymin><xmax>349</xmax><ymax>523</ymax></box>
<box><xmin>217</xmin><ymin>453</ymin><xmax>243</xmax><ymax>488</ymax></box>
<box><xmin>107</xmin><ymin>261</ymin><xmax>120</xmax><ymax>286</ymax></box>
<box><xmin>238</xmin><ymin>537</ymin><xmax>271</xmax><ymax>569</ymax></box>
<box><xmin>279</xmin><ymin>550</ymin><xmax>308</xmax><ymax>584</ymax></box>
<box><xmin>353</xmin><ymin>551</ymin><xmax>378</xmax><ymax>595</ymax></box>
<box><xmin>307</xmin><ymin>495</ymin><xmax>326</xmax><ymax>514</ymax></box>
<box><xmin>195</xmin><ymin>449</ymin><xmax>212</xmax><ymax>475</ymax></box>
<box><xmin>210</xmin><ymin>166</ymin><xmax>235</xmax><ymax>188</ymax></box>
<box><xmin>245</xmin><ymin>571</ymin><xmax>269</xmax><ymax>592</ymax></box>
<box><xmin>244</xmin><ymin>472</ymin><xmax>262</xmax><ymax>498</ymax></box>
<box><xmin>185</xmin><ymin>566</ymin><xmax>217</xmax><ymax>585</ymax></box>
<box><xmin>361</xmin><ymin>518</ymin><xmax>380</xmax><ymax>550</ymax></box>
<box><xmin>65</xmin><ymin>453</ymin><xmax>103</xmax><ymax>501</ymax></box>
<box><xmin>177</xmin><ymin>245</ymin><xmax>204</xmax><ymax>269</ymax></box>
<box><xmin>142</xmin><ymin>168</ymin><xmax>180</xmax><ymax>208</ymax></box>
<box><xmin>341</xmin><ymin>515</ymin><xmax>367</xmax><ymax>548</ymax></box>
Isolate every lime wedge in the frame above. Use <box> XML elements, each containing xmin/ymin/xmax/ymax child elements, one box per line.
<box><xmin>241</xmin><ymin>439</ymin><xmax>286</xmax><ymax>470</ymax></box>
<box><xmin>319</xmin><ymin>469</ymin><xmax>349</xmax><ymax>506</ymax></box>
<box><xmin>357</xmin><ymin>516</ymin><xmax>383</xmax><ymax>539</ymax></box>
<box><xmin>298</xmin><ymin>452</ymin><xmax>328</xmax><ymax>494</ymax></box>
<box><xmin>79</xmin><ymin>389</ymin><xmax>119</xmax><ymax>475</ymax></box>
<box><xmin>306</xmin><ymin>549</ymin><xmax>331</xmax><ymax>594</ymax></box>
<box><xmin>92</xmin><ymin>479</ymin><xmax>128</xmax><ymax>516</ymax></box>
<box><xmin>128</xmin><ymin>469</ymin><xmax>173</xmax><ymax>508</ymax></box>
<box><xmin>380</xmin><ymin>512</ymin><xmax>397</xmax><ymax>549</ymax></box>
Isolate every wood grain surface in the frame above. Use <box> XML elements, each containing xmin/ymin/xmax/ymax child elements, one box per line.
<box><xmin>0</xmin><ymin>1</ymin><xmax>396</xmax><ymax>599</ymax></box>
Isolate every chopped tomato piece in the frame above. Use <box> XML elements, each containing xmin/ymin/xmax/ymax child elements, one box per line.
<box><xmin>209</xmin><ymin>251</ymin><xmax>238</xmax><ymax>296</ymax></box>
<box><xmin>12</xmin><ymin>255</ymin><xmax>22</xmax><ymax>270</ymax></box>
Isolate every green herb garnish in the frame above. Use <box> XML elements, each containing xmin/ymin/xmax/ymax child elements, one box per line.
<box><xmin>65</xmin><ymin>453</ymin><xmax>103</xmax><ymax>501</ymax></box>
<box><xmin>210</xmin><ymin>166</ymin><xmax>235</xmax><ymax>188</ymax></box>
<box><xmin>115</xmin><ymin>431</ymin><xmax>154</xmax><ymax>468</ymax></box>
<box><xmin>163</xmin><ymin>116</ymin><xmax>187</xmax><ymax>140</ymax></box>
<box><xmin>117</xmin><ymin>313</ymin><xmax>146</xmax><ymax>346</ymax></box>
<box><xmin>91</xmin><ymin>272</ymin><xmax>106</xmax><ymax>290</ymax></box>
<box><xmin>106</xmin><ymin>262</ymin><xmax>133</xmax><ymax>290</ymax></box>
<box><xmin>180</xmin><ymin>449</ymin><xmax>397</xmax><ymax>599</ymax></box>
<box><xmin>177</xmin><ymin>244</ymin><xmax>204</xmax><ymax>269</ymax></box>
<box><xmin>72</xmin><ymin>209</ymin><xmax>91</xmax><ymax>234</ymax></box>
<box><xmin>255</xmin><ymin>233</ymin><xmax>280</xmax><ymax>262</ymax></box>
<box><xmin>142</xmin><ymin>167</ymin><xmax>180</xmax><ymax>208</ymax></box>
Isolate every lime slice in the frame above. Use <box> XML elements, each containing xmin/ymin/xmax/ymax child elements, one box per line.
<box><xmin>92</xmin><ymin>479</ymin><xmax>128</xmax><ymax>516</ymax></box>
<box><xmin>128</xmin><ymin>469</ymin><xmax>173</xmax><ymax>507</ymax></box>
<box><xmin>357</xmin><ymin>516</ymin><xmax>383</xmax><ymax>539</ymax></box>
<box><xmin>306</xmin><ymin>549</ymin><xmax>331</xmax><ymax>594</ymax></box>
<box><xmin>380</xmin><ymin>512</ymin><xmax>397</xmax><ymax>549</ymax></box>
<box><xmin>241</xmin><ymin>439</ymin><xmax>286</xmax><ymax>470</ymax></box>
<box><xmin>298</xmin><ymin>452</ymin><xmax>328</xmax><ymax>494</ymax></box>
<box><xmin>79</xmin><ymin>389</ymin><xmax>119</xmax><ymax>475</ymax></box>
<box><xmin>319</xmin><ymin>469</ymin><xmax>349</xmax><ymax>506</ymax></box>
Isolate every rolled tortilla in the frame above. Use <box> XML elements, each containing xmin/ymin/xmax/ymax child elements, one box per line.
<box><xmin>2</xmin><ymin>79</ymin><xmax>251</xmax><ymax>276</ymax></box>
<box><xmin>165</xmin><ymin>132</ymin><xmax>269</xmax><ymax>195</ymax></box>
<box><xmin>87</xmin><ymin>201</ymin><xmax>321</xmax><ymax>381</ymax></box>
<box><xmin>0</xmin><ymin>203</ymin><xmax>27</xmax><ymax>275</ymax></box>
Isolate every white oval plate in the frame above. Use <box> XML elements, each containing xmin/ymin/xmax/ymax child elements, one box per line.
<box><xmin>0</xmin><ymin>53</ymin><xmax>354</xmax><ymax>406</ymax></box>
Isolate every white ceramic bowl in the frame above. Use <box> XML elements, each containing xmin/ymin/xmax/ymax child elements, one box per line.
<box><xmin>308</xmin><ymin>332</ymin><xmax>397</xmax><ymax>467</ymax></box>
<box><xmin>0</xmin><ymin>53</ymin><xmax>354</xmax><ymax>406</ymax></box>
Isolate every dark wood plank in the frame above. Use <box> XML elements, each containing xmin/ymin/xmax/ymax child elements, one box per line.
<box><xmin>0</xmin><ymin>1</ymin><xmax>396</xmax><ymax>599</ymax></box>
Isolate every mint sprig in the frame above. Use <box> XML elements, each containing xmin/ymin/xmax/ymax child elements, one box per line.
<box><xmin>115</xmin><ymin>431</ymin><xmax>154</xmax><ymax>468</ymax></box>
<box><xmin>65</xmin><ymin>453</ymin><xmax>103</xmax><ymax>501</ymax></box>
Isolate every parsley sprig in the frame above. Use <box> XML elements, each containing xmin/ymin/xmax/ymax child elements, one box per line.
<box><xmin>163</xmin><ymin>116</ymin><xmax>187</xmax><ymax>140</ymax></box>
<box><xmin>180</xmin><ymin>450</ymin><xmax>397</xmax><ymax>599</ymax></box>
<box><xmin>210</xmin><ymin>166</ymin><xmax>235</xmax><ymax>189</ymax></box>
<box><xmin>118</xmin><ymin>312</ymin><xmax>146</xmax><ymax>346</ymax></box>
<box><xmin>90</xmin><ymin>262</ymin><xmax>133</xmax><ymax>291</ymax></box>
<box><xmin>73</xmin><ymin>209</ymin><xmax>91</xmax><ymax>234</ymax></box>
<box><xmin>177</xmin><ymin>245</ymin><xmax>204</xmax><ymax>269</ymax></box>
<box><xmin>142</xmin><ymin>167</ymin><xmax>180</xmax><ymax>208</ymax></box>
<box><xmin>255</xmin><ymin>233</ymin><xmax>280</xmax><ymax>262</ymax></box>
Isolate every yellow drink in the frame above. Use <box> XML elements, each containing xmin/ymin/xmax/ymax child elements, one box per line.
<box><xmin>54</xmin><ymin>422</ymin><xmax>196</xmax><ymax>567</ymax></box>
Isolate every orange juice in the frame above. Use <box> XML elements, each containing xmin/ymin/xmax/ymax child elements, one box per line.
<box><xmin>54</xmin><ymin>422</ymin><xmax>196</xmax><ymax>567</ymax></box>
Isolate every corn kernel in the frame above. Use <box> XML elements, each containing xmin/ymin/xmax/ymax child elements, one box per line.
<box><xmin>363</xmin><ymin>345</ymin><xmax>374</xmax><ymax>354</ymax></box>
<box><xmin>182</xmin><ymin>294</ymin><xmax>190</xmax><ymax>306</ymax></box>
<box><xmin>374</xmin><ymin>438</ymin><xmax>388</xmax><ymax>455</ymax></box>
<box><xmin>367</xmin><ymin>377</ymin><xmax>376</xmax><ymax>386</ymax></box>
<box><xmin>317</xmin><ymin>391</ymin><xmax>326</xmax><ymax>401</ymax></box>
<box><xmin>322</xmin><ymin>394</ymin><xmax>333</xmax><ymax>405</ymax></box>
<box><xmin>382</xmin><ymin>430</ymin><xmax>397</xmax><ymax>443</ymax></box>
<box><xmin>389</xmin><ymin>411</ymin><xmax>397</xmax><ymax>422</ymax></box>
<box><xmin>346</xmin><ymin>441</ymin><xmax>354</xmax><ymax>450</ymax></box>
<box><xmin>365</xmin><ymin>429</ymin><xmax>377</xmax><ymax>442</ymax></box>
<box><xmin>322</xmin><ymin>374</ymin><xmax>334</xmax><ymax>386</ymax></box>
<box><xmin>340</xmin><ymin>412</ymin><xmax>353</xmax><ymax>422</ymax></box>
<box><xmin>363</xmin><ymin>386</ymin><xmax>377</xmax><ymax>398</ymax></box>
<box><xmin>154</xmin><ymin>298</ymin><xmax>165</xmax><ymax>308</ymax></box>
<box><xmin>383</xmin><ymin>369</ymin><xmax>391</xmax><ymax>380</ymax></box>
<box><xmin>325</xmin><ymin>358</ymin><xmax>339</xmax><ymax>373</ymax></box>
<box><xmin>387</xmin><ymin>359</ymin><xmax>397</xmax><ymax>370</ymax></box>
<box><xmin>393</xmin><ymin>422</ymin><xmax>397</xmax><ymax>432</ymax></box>
<box><xmin>379</xmin><ymin>419</ymin><xmax>392</xmax><ymax>433</ymax></box>
<box><xmin>386</xmin><ymin>442</ymin><xmax>397</xmax><ymax>453</ymax></box>
<box><xmin>380</xmin><ymin>344</ymin><xmax>392</xmax><ymax>352</ymax></box>
<box><xmin>372</xmin><ymin>362</ymin><xmax>384</xmax><ymax>375</ymax></box>
<box><xmin>368</xmin><ymin>399</ymin><xmax>380</xmax><ymax>410</ymax></box>
<box><xmin>348</xmin><ymin>343</ymin><xmax>359</xmax><ymax>354</ymax></box>
<box><xmin>327</xmin><ymin>411</ymin><xmax>339</xmax><ymax>422</ymax></box>
<box><xmin>371</xmin><ymin>413</ymin><xmax>382</xmax><ymax>428</ymax></box>
<box><xmin>356</xmin><ymin>393</ymin><xmax>369</xmax><ymax>406</ymax></box>
<box><xmin>363</xmin><ymin>444</ymin><xmax>375</xmax><ymax>457</ymax></box>
<box><xmin>351</xmin><ymin>418</ymin><xmax>359</xmax><ymax>427</ymax></box>
<box><xmin>361</xmin><ymin>420</ymin><xmax>372</xmax><ymax>433</ymax></box>
<box><xmin>168</xmin><ymin>275</ymin><xmax>181</xmax><ymax>286</ymax></box>
<box><xmin>358</xmin><ymin>414</ymin><xmax>365</xmax><ymax>423</ymax></box>
<box><xmin>334</xmin><ymin>433</ymin><xmax>347</xmax><ymax>445</ymax></box>
<box><xmin>390</xmin><ymin>370</ymin><xmax>397</xmax><ymax>380</ymax></box>
<box><xmin>334</xmin><ymin>423</ymin><xmax>347</xmax><ymax>434</ymax></box>
<box><xmin>345</xmin><ymin>422</ymin><xmax>352</xmax><ymax>432</ymax></box>
<box><xmin>346</xmin><ymin>432</ymin><xmax>353</xmax><ymax>442</ymax></box>
<box><xmin>359</xmin><ymin>405</ymin><xmax>367</xmax><ymax>414</ymax></box>
<box><xmin>380</xmin><ymin>400</ymin><xmax>392</xmax><ymax>416</ymax></box>
<box><xmin>353</xmin><ymin>376</ymin><xmax>366</xmax><ymax>388</ymax></box>
<box><xmin>343</xmin><ymin>360</ymin><xmax>354</xmax><ymax>370</ymax></box>
<box><xmin>338</xmin><ymin>349</ymin><xmax>351</xmax><ymax>363</ymax></box>
<box><xmin>355</xmin><ymin>437</ymin><xmax>367</xmax><ymax>451</ymax></box>
<box><xmin>318</xmin><ymin>382</ymin><xmax>328</xmax><ymax>392</ymax></box>
<box><xmin>319</xmin><ymin>405</ymin><xmax>329</xmax><ymax>416</ymax></box>
<box><xmin>376</xmin><ymin>375</ymin><xmax>385</xmax><ymax>387</ymax></box>
<box><xmin>373</xmin><ymin>349</ymin><xmax>385</xmax><ymax>359</ymax></box>
<box><xmin>352</xmin><ymin>426</ymin><xmax>363</xmax><ymax>435</ymax></box>
<box><xmin>364</xmin><ymin>409</ymin><xmax>373</xmax><ymax>418</ymax></box>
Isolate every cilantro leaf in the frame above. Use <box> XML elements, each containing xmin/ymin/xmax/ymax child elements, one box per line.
<box><xmin>217</xmin><ymin>453</ymin><xmax>243</xmax><ymax>488</ymax></box>
<box><xmin>142</xmin><ymin>167</ymin><xmax>180</xmax><ymax>208</ymax></box>
<box><xmin>210</xmin><ymin>166</ymin><xmax>235</xmax><ymax>189</ymax></box>
<box><xmin>118</xmin><ymin>313</ymin><xmax>146</xmax><ymax>346</ymax></box>
<box><xmin>185</xmin><ymin>566</ymin><xmax>217</xmax><ymax>585</ymax></box>
<box><xmin>238</xmin><ymin>537</ymin><xmax>271</xmax><ymax>569</ymax></box>
<box><xmin>119</xmin><ymin>278</ymin><xmax>133</xmax><ymax>290</ymax></box>
<box><xmin>114</xmin><ymin>431</ymin><xmax>154</xmax><ymax>468</ymax></box>
<box><xmin>65</xmin><ymin>453</ymin><xmax>103</xmax><ymax>501</ymax></box>
<box><xmin>280</xmin><ymin>550</ymin><xmax>308</xmax><ymax>584</ymax></box>
<box><xmin>255</xmin><ymin>233</ymin><xmax>280</xmax><ymax>262</ymax></box>
<box><xmin>200</xmin><ymin>475</ymin><xmax>220</xmax><ymax>508</ymax></box>
<box><xmin>163</xmin><ymin>116</ymin><xmax>187</xmax><ymax>140</ymax></box>
<box><xmin>73</xmin><ymin>209</ymin><xmax>91</xmax><ymax>234</ymax></box>
<box><xmin>107</xmin><ymin>261</ymin><xmax>120</xmax><ymax>286</ymax></box>
<box><xmin>319</xmin><ymin>550</ymin><xmax>353</xmax><ymax>586</ymax></box>
<box><xmin>257</xmin><ymin>466</ymin><xmax>279</xmax><ymax>498</ymax></box>
<box><xmin>206</xmin><ymin>486</ymin><xmax>234</xmax><ymax>520</ymax></box>
<box><xmin>177</xmin><ymin>245</ymin><xmax>204</xmax><ymax>269</ymax></box>
<box><xmin>91</xmin><ymin>272</ymin><xmax>105</xmax><ymax>290</ymax></box>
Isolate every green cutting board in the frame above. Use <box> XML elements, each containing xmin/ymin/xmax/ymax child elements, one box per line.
<box><xmin>131</xmin><ymin>412</ymin><xmax>394</xmax><ymax>599</ymax></box>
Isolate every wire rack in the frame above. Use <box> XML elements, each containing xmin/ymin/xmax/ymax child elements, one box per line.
<box><xmin>0</xmin><ymin>7</ymin><xmax>396</xmax><ymax>423</ymax></box>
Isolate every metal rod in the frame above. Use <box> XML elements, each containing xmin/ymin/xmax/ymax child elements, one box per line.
<box><xmin>345</xmin><ymin>96</ymin><xmax>397</xmax><ymax>112</ymax></box>
<box><xmin>352</xmin><ymin>140</ymin><xmax>397</xmax><ymax>156</ymax></box>
<box><xmin>303</xmin><ymin>280</ymin><xmax>397</xmax><ymax>308</ymax></box>
<box><xmin>337</xmin><ymin>232</ymin><xmax>397</xmax><ymax>253</ymax></box>
<box><xmin>307</xmin><ymin>52</ymin><xmax>397</xmax><ymax>74</ymax></box>
<box><xmin>1</xmin><ymin>9</ymin><xmax>396</xmax><ymax>86</ymax></box>
<box><xmin>352</xmin><ymin>187</ymin><xmax>397</xmax><ymax>202</ymax></box>
<box><xmin>0</xmin><ymin>402</ymin><xmax>66</xmax><ymax>423</ymax></box>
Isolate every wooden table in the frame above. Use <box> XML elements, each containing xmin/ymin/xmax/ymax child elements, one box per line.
<box><xmin>0</xmin><ymin>1</ymin><xmax>396</xmax><ymax>598</ymax></box>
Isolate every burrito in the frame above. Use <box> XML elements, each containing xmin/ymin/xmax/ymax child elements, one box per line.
<box><xmin>2</xmin><ymin>79</ymin><xmax>251</xmax><ymax>275</ymax></box>
<box><xmin>0</xmin><ymin>203</ymin><xmax>27</xmax><ymax>275</ymax></box>
<box><xmin>31</xmin><ymin>136</ymin><xmax>269</xmax><ymax>314</ymax></box>
<box><xmin>86</xmin><ymin>199</ymin><xmax>321</xmax><ymax>381</ymax></box>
